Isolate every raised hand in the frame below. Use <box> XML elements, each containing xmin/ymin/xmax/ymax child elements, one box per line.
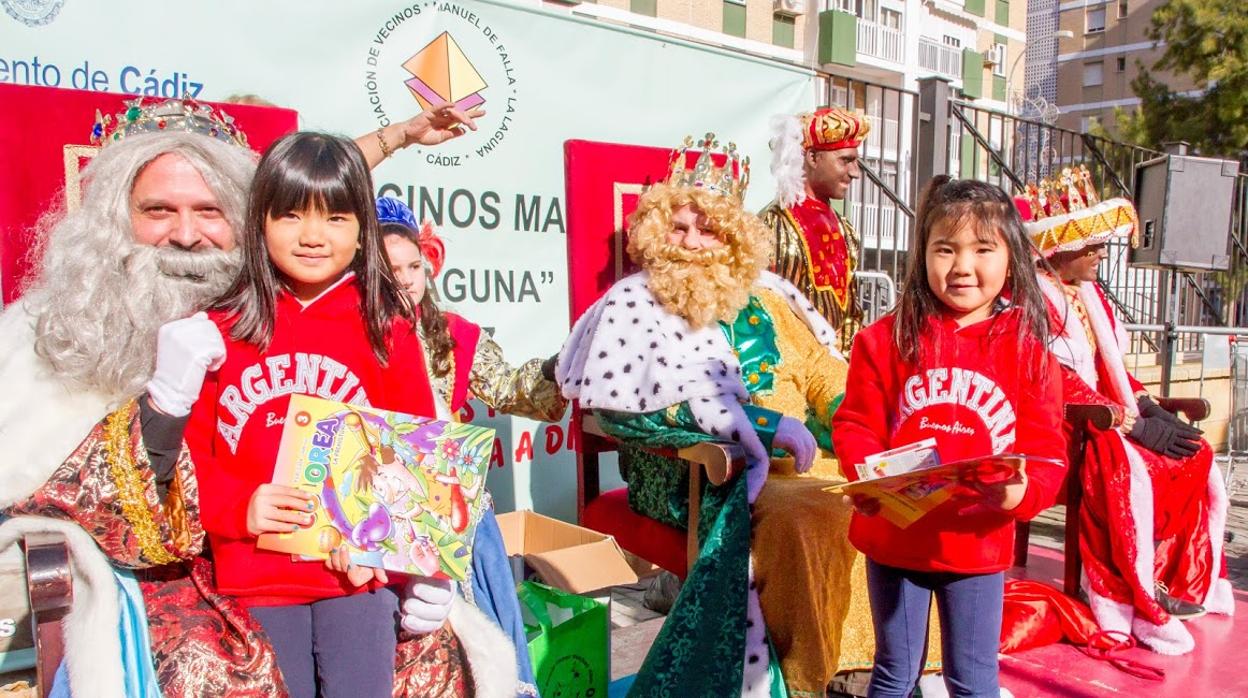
<box><xmin>145</xmin><ymin>312</ymin><xmax>225</xmax><ymax>416</ymax></box>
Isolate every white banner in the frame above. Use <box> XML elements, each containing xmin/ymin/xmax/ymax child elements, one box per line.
<box><xmin>2</xmin><ymin>0</ymin><xmax>818</xmax><ymax>519</ymax></box>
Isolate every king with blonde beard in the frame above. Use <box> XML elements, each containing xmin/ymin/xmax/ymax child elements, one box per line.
<box><xmin>557</xmin><ymin>134</ymin><xmax>930</xmax><ymax>698</ymax></box>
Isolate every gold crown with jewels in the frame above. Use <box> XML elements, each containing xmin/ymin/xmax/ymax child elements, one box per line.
<box><xmin>664</xmin><ymin>133</ymin><xmax>750</xmax><ymax>203</ymax></box>
<box><xmin>1020</xmin><ymin>165</ymin><xmax>1139</xmax><ymax>257</ymax></box>
<box><xmin>91</xmin><ymin>95</ymin><xmax>249</xmax><ymax>149</ymax></box>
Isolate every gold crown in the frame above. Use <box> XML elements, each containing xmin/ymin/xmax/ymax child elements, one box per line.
<box><xmin>664</xmin><ymin>133</ymin><xmax>750</xmax><ymax>203</ymax></box>
<box><xmin>91</xmin><ymin>95</ymin><xmax>249</xmax><ymax>149</ymax></box>
<box><xmin>1023</xmin><ymin>165</ymin><xmax>1138</xmax><ymax>256</ymax></box>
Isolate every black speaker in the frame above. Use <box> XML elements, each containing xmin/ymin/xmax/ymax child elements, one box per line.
<box><xmin>1129</xmin><ymin>154</ymin><xmax>1238</xmax><ymax>271</ymax></box>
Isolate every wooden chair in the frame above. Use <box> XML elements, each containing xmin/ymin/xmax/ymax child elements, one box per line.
<box><xmin>563</xmin><ymin>138</ymin><xmax>750</xmax><ymax>578</ymax></box>
<box><xmin>21</xmin><ymin>531</ymin><xmax>72</xmax><ymax>697</ymax></box>
<box><xmin>1014</xmin><ymin>397</ymin><xmax>1210</xmax><ymax>597</ymax></box>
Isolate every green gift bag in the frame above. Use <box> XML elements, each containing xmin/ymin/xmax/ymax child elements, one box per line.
<box><xmin>518</xmin><ymin>580</ymin><xmax>609</xmax><ymax>698</ymax></box>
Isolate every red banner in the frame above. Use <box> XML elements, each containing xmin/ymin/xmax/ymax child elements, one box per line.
<box><xmin>0</xmin><ymin>84</ymin><xmax>298</xmax><ymax>304</ymax></box>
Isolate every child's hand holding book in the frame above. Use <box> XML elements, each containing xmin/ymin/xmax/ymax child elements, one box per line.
<box><xmin>326</xmin><ymin>546</ymin><xmax>389</xmax><ymax>587</ymax></box>
<box><xmin>247</xmin><ymin>483</ymin><xmax>316</xmax><ymax>537</ymax></box>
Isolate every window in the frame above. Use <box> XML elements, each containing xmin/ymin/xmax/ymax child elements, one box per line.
<box><xmin>832</xmin><ymin>0</ymin><xmax>854</xmax><ymax>12</ymax></box>
<box><xmin>856</xmin><ymin>0</ymin><xmax>878</xmax><ymax>22</ymax></box>
<box><xmin>943</xmin><ymin>34</ymin><xmax>961</xmax><ymax>48</ymax></box>
<box><xmin>772</xmin><ymin>13</ymin><xmax>796</xmax><ymax>47</ymax></box>
<box><xmin>990</xmin><ymin>42</ymin><xmax>1007</xmax><ymax>76</ymax></box>
<box><xmin>880</xmin><ymin>7</ymin><xmax>902</xmax><ymax>29</ymax></box>
<box><xmin>630</xmin><ymin>0</ymin><xmax>656</xmax><ymax>16</ymax></box>
<box><xmin>1116</xmin><ymin>55</ymin><xmax>1126</xmax><ymax>72</ymax></box>
<box><xmin>830</xmin><ymin>84</ymin><xmax>850</xmax><ymax>107</ymax></box>
<box><xmin>723</xmin><ymin>0</ymin><xmax>746</xmax><ymax>37</ymax></box>
<box><xmin>1080</xmin><ymin>115</ymin><xmax>1102</xmax><ymax>133</ymax></box>
<box><xmin>1086</xmin><ymin>6</ymin><xmax>1106</xmax><ymax>32</ymax></box>
<box><xmin>1117</xmin><ymin>0</ymin><xmax>1127</xmax><ymax>17</ymax></box>
<box><xmin>1083</xmin><ymin>60</ymin><xmax>1104</xmax><ymax>86</ymax></box>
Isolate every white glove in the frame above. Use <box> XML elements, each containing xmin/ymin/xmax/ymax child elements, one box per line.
<box><xmin>401</xmin><ymin>577</ymin><xmax>456</xmax><ymax>635</ymax></box>
<box><xmin>774</xmin><ymin>416</ymin><xmax>816</xmax><ymax>474</ymax></box>
<box><xmin>145</xmin><ymin>312</ymin><xmax>226</xmax><ymax>417</ymax></box>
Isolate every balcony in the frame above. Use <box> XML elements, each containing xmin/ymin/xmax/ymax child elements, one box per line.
<box><xmin>856</xmin><ymin>20</ymin><xmax>903</xmax><ymax>63</ymax></box>
<box><xmin>918</xmin><ymin>38</ymin><xmax>961</xmax><ymax>79</ymax></box>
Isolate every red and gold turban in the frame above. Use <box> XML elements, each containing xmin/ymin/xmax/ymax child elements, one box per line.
<box><xmin>800</xmin><ymin>108</ymin><xmax>871</xmax><ymax>152</ymax></box>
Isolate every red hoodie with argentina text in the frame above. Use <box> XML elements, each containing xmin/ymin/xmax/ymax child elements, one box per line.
<box><xmin>185</xmin><ymin>273</ymin><xmax>436</xmax><ymax>607</ymax></box>
<box><xmin>831</xmin><ymin>309</ymin><xmax>1067</xmax><ymax>574</ymax></box>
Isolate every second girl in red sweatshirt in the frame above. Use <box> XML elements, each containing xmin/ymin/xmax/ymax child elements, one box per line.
<box><xmin>832</xmin><ymin>177</ymin><xmax>1066</xmax><ymax>698</ymax></box>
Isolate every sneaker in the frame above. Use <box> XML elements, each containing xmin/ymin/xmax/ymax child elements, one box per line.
<box><xmin>1156</xmin><ymin>582</ymin><xmax>1206</xmax><ymax>620</ymax></box>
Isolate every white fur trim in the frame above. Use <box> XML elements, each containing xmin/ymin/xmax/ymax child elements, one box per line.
<box><xmin>0</xmin><ymin>516</ymin><xmax>126</xmax><ymax>698</ymax></box>
<box><xmin>1084</xmin><ymin>585</ymin><xmax>1135</xmax><ymax>636</ymax></box>
<box><xmin>740</xmin><ymin>558</ymin><xmax>770</xmax><ymax>698</ymax></box>
<box><xmin>1202</xmin><ymin>461</ymin><xmax>1233</xmax><ymax>615</ymax></box>
<box><xmin>447</xmin><ymin>596</ymin><xmax>520</xmax><ymax>698</ymax></box>
<box><xmin>768</xmin><ymin>114</ymin><xmax>807</xmax><ymax>208</ymax></box>
<box><xmin>756</xmin><ymin>271</ymin><xmax>844</xmax><ymax>361</ymax></box>
<box><xmin>1119</xmin><ymin>434</ymin><xmax>1157</xmax><ymax>601</ymax></box>
<box><xmin>1076</xmin><ymin>282</ymin><xmax>1137</xmax><ymax>415</ymax></box>
<box><xmin>1204</xmin><ymin>579</ymin><xmax>1235</xmax><ymax>616</ymax></box>
<box><xmin>1038</xmin><ymin>276</ymin><xmax>1098</xmax><ymax>390</ymax></box>
<box><xmin>0</xmin><ymin>299</ymin><xmax>119</xmax><ymax>508</ymax></box>
<box><xmin>1130</xmin><ymin>615</ymin><xmax>1194</xmax><ymax>656</ymax></box>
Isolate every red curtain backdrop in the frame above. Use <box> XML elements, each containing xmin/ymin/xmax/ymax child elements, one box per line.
<box><xmin>0</xmin><ymin>84</ymin><xmax>298</xmax><ymax>304</ymax></box>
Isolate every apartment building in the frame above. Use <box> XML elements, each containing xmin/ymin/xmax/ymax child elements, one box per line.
<box><xmin>548</xmin><ymin>0</ymin><xmax>1028</xmax><ymax>255</ymax></box>
<box><xmin>1027</xmin><ymin>0</ymin><xmax>1200</xmax><ymax>134</ymax></box>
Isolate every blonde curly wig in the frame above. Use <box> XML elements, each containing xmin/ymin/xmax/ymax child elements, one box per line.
<box><xmin>626</xmin><ymin>183</ymin><xmax>773</xmax><ymax>328</ymax></box>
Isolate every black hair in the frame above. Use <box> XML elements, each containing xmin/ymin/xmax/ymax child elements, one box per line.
<box><xmin>214</xmin><ymin>131</ymin><xmax>415</xmax><ymax>362</ymax></box>
<box><xmin>894</xmin><ymin>176</ymin><xmax>1050</xmax><ymax>367</ymax></box>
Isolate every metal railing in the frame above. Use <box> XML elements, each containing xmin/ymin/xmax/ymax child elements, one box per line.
<box><xmin>822</xmin><ymin>72</ymin><xmax>920</xmax><ymax>281</ymax></box>
<box><xmin>946</xmin><ymin>98</ymin><xmax>1245</xmax><ymax>342</ymax></box>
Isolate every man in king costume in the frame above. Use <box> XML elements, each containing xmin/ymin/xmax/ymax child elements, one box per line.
<box><xmin>557</xmin><ymin>135</ymin><xmax>940</xmax><ymax>698</ymax></box>
<box><xmin>761</xmin><ymin>108</ymin><xmax>870</xmax><ymax>354</ymax></box>
<box><xmin>0</xmin><ymin>97</ymin><xmax>525</xmax><ymax>698</ymax></box>
<box><xmin>1022</xmin><ymin>168</ymin><xmax>1233</xmax><ymax>655</ymax></box>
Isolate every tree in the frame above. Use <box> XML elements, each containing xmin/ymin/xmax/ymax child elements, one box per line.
<box><xmin>1112</xmin><ymin>0</ymin><xmax>1248</xmax><ymax>160</ymax></box>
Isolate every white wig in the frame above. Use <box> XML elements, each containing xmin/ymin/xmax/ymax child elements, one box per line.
<box><xmin>23</xmin><ymin>132</ymin><xmax>257</xmax><ymax>398</ymax></box>
<box><xmin>768</xmin><ymin>113</ymin><xmax>807</xmax><ymax>208</ymax></box>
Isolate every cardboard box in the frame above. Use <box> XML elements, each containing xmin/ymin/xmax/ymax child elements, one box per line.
<box><xmin>496</xmin><ymin>511</ymin><xmax>639</xmax><ymax>595</ymax></box>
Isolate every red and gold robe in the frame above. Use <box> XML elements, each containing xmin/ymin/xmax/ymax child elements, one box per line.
<box><xmin>761</xmin><ymin>197</ymin><xmax>861</xmax><ymax>354</ymax></box>
<box><xmin>1040</xmin><ymin>274</ymin><xmax>1233</xmax><ymax>655</ymax></box>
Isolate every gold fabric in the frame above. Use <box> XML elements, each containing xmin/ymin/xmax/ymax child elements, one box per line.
<box><xmin>750</xmin><ymin>292</ymin><xmax>940</xmax><ymax>695</ymax></box>
<box><xmin>423</xmin><ymin>328</ymin><xmax>567</xmax><ymax>423</ymax></box>
<box><xmin>7</xmin><ymin>400</ymin><xmax>204</xmax><ymax>568</ymax></box>
<box><xmin>468</xmin><ymin>332</ymin><xmax>567</xmax><ymax>423</ymax></box>
<box><xmin>761</xmin><ymin>201</ymin><xmax>862</xmax><ymax>355</ymax></box>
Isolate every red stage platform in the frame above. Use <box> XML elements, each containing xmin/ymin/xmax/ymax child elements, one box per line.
<box><xmin>1003</xmin><ymin>544</ymin><xmax>1246</xmax><ymax>697</ymax></box>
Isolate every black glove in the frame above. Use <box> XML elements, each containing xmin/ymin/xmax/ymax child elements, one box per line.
<box><xmin>540</xmin><ymin>354</ymin><xmax>559</xmax><ymax>383</ymax></box>
<box><xmin>1137</xmin><ymin>395</ymin><xmax>1203</xmax><ymax>438</ymax></box>
<box><xmin>1128</xmin><ymin>415</ymin><xmax>1202</xmax><ymax>459</ymax></box>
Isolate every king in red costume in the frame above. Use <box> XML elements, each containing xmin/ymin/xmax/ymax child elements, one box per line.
<box><xmin>761</xmin><ymin>107</ymin><xmax>870</xmax><ymax>354</ymax></box>
<box><xmin>1020</xmin><ymin>169</ymin><xmax>1233</xmax><ymax>655</ymax></box>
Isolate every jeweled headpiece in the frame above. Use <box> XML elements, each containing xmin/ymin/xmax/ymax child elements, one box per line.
<box><xmin>1017</xmin><ymin>165</ymin><xmax>1139</xmax><ymax>257</ymax></box>
<box><xmin>91</xmin><ymin>96</ymin><xmax>249</xmax><ymax>149</ymax></box>
<box><xmin>800</xmin><ymin>107</ymin><xmax>871</xmax><ymax>152</ymax></box>
<box><xmin>664</xmin><ymin>133</ymin><xmax>750</xmax><ymax>203</ymax></box>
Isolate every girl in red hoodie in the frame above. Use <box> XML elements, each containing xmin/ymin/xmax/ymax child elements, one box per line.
<box><xmin>172</xmin><ymin>132</ymin><xmax>445</xmax><ymax>697</ymax></box>
<box><xmin>832</xmin><ymin>177</ymin><xmax>1066</xmax><ymax>697</ymax></box>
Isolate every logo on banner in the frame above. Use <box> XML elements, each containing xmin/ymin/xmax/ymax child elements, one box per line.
<box><xmin>365</xmin><ymin>2</ymin><xmax>520</xmax><ymax>169</ymax></box>
<box><xmin>2</xmin><ymin>0</ymin><xmax>63</xmax><ymax>26</ymax></box>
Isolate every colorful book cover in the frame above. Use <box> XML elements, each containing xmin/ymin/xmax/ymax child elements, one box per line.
<box><xmin>829</xmin><ymin>454</ymin><xmax>1061</xmax><ymax>529</ymax></box>
<box><xmin>257</xmin><ymin>394</ymin><xmax>495</xmax><ymax>581</ymax></box>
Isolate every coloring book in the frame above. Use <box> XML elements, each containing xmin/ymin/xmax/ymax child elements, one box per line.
<box><xmin>257</xmin><ymin>394</ymin><xmax>494</xmax><ymax>581</ymax></box>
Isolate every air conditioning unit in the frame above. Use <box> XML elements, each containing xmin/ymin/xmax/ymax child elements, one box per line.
<box><xmin>774</xmin><ymin>0</ymin><xmax>806</xmax><ymax>16</ymax></box>
<box><xmin>981</xmin><ymin>49</ymin><xmax>998</xmax><ymax>68</ymax></box>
